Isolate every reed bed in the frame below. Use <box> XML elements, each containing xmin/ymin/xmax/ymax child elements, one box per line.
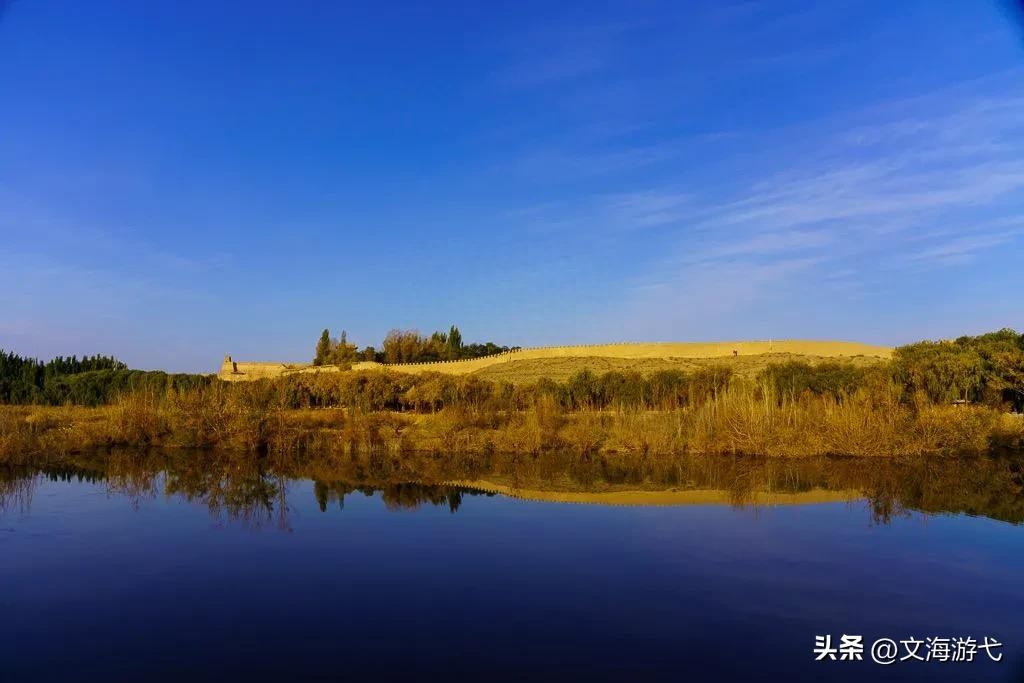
<box><xmin>2</xmin><ymin>377</ymin><xmax>1021</xmax><ymax>464</ymax></box>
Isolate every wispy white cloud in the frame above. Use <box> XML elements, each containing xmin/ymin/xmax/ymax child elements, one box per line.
<box><xmin>597</xmin><ymin>79</ymin><xmax>1024</xmax><ymax>332</ymax></box>
<box><xmin>677</xmin><ymin>87</ymin><xmax>1022</xmax><ymax>254</ymax></box>
<box><xmin>685</xmin><ymin>228</ymin><xmax>835</xmax><ymax>263</ymax></box>
<box><xmin>693</xmin><ymin>158</ymin><xmax>1024</xmax><ymax>234</ymax></box>
<box><xmin>904</xmin><ymin>230</ymin><xmax>1022</xmax><ymax>267</ymax></box>
<box><xmin>495</xmin><ymin>82</ymin><xmax>1024</xmax><ymax>335</ymax></box>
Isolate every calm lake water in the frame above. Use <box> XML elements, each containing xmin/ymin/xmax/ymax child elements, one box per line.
<box><xmin>1</xmin><ymin>451</ymin><xmax>1023</xmax><ymax>682</ymax></box>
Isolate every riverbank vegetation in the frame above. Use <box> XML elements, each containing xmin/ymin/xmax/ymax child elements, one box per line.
<box><xmin>2</xmin><ymin>369</ymin><xmax>1021</xmax><ymax>462</ymax></box>
<box><xmin>2</xmin><ymin>329</ymin><xmax>1022</xmax><ymax>462</ymax></box>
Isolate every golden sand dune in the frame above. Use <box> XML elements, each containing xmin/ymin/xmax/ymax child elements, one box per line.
<box><xmin>218</xmin><ymin>340</ymin><xmax>891</xmax><ymax>381</ymax></box>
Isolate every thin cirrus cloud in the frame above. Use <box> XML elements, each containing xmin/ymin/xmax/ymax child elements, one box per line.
<box><xmin>692</xmin><ymin>95</ymin><xmax>1024</xmax><ymax>234</ymax></box>
<box><xmin>495</xmin><ymin>79</ymin><xmax>1024</xmax><ymax>296</ymax></box>
<box><xmin>904</xmin><ymin>229</ymin><xmax>1023</xmax><ymax>267</ymax></box>
<box><xmin>595</xmin><ymin>75</ymin><xmax>1024</xmax><ymax>336</ymax></box>
<box><xmin>671</xmin><ymin>85</ymin><xmax>1022</xmax><ymax>264</ymax></box>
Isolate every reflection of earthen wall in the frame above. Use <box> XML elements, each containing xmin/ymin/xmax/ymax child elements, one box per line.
<box><xmin>446</xmin><ymin>479</ymin><xmax>861</xmax><ymax>507</ymax></box>
<box><xmin>218</xmin><ymin>340</ymin><xmax>893</xmax><ymax>382</ymax></box>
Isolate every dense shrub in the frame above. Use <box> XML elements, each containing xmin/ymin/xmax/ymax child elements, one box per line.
<box><xmin>893</xmin><ymin>329</ymin><xmax>1024</xmax><ymax>409</ymax></box>
<box><xmin>758</xmin><ymin>361</ymin><xmax>869</xmax><ymax>401</ymax></box>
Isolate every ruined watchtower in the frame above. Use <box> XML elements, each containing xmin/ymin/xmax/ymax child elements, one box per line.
<box><xmin>219</xmin><ymin>354</ymin><xmax>239</xmax><ymax>378</ymax></box>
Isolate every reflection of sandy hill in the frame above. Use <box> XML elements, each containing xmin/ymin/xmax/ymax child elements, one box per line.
<box><xmin>448</xmin><ymin>479</ymin><xmax>861</xmax><ymax>507</ymax></box>
<box><xmin>219</xmin><ymin>340</ymin><xmax>892</xmax><ymax>381</ymax></box>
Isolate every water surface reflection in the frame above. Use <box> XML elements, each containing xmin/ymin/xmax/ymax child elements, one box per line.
<box><xmin>2</xmin><ymin>450</ymin><xmax>1024</xmax><ymax>682</ymax></box>
<box><xmin>4</xmin><ymin>449</ymin><xmax>1022</xmax><ymax>528</ymax></box>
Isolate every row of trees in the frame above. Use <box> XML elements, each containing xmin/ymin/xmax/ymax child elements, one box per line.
<box><xmin>313</xmin><ymin>330</ymin><xmax>359</xmax><ymax>366</ymax></box>
<box><xmin>0</xmin><ymin>350</ymin><xmax>210</xmax><ymax>406</ymax></box>
<box><xmin>1</xmin><ymin>351</ymin><xmax>124</xmax><ymax>404</ymax></box>
<box><xmin>313</xmin><ymin>325</ymin><xmax>517</xmax><ymax>366</ymax></box>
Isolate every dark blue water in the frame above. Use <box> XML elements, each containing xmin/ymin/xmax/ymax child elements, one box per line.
<box><xmin>2</xmin><ymin>462</ymin><xmax>1023</xmax><ymax>682</ymax></box>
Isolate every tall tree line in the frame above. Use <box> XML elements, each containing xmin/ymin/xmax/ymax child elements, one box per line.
<box><xmin>0</xmin><ymin>350</ymin><xmax>210</xmax><ymax>406</ymax></box>
<box><xmin>313</xmin><ymin>325</ymin><xmax>517</xmax><ymax>366</ymax></box>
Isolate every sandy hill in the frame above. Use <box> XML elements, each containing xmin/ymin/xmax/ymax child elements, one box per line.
<box><xmin>219</xmin><ymin>340</ymin><xmax>891</xmax><ymax>383</ymax></box>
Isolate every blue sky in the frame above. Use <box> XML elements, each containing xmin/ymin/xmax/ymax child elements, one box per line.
<box><xmin>1</xmin><ymin>1</ymin><xmax>1023</xmax><ymax>372</ymax></box>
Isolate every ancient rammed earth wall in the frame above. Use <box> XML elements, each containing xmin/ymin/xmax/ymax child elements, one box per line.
<box><xmin>218</xmin><ymin>356</ymin><xmax>317</xmax><ymax>382</ymax></box>
<box><xmin>217</xmin><ymin>341</ymin><xmax>892</xmax><ymax>382</ymax></box>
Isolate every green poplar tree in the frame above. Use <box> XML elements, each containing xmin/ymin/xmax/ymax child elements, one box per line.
<box><xmin>446</xmin><ymin>325</ymin><xmax>463</xmax><ymax>360</ymax></box>
<box><xmin>314</xmin><ymin>329</ymin><xmax>332</xmax><ymax>365</ymax></box>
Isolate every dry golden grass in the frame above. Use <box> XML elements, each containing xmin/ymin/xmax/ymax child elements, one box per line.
<box><xmin>4</xmin><ymin>381</ymin><xmax>1017</xmax><ymax>464</ymax></box>
<box><xmin>0</xmin><ymin>404</ymin><xmax>119</xmax><ymax>463</ymax></box>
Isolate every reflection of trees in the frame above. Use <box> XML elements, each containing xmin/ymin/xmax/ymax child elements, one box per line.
<box><xmin>462</xmin><ymin>451</ymin><xmax>1024</xmax><ymax>524</ymax></box>
<box><xmin>382</xmin><ymin>484</ymin><xmax>467</xmax><ymax>513</ymax></box>
<box><xmin>857</xmin><ymin>455</ymin><xmax>1024</xmax><ymax>525</ymax></box>
<box><xmin>164</xmin><ymin>456</ymin><xmax>289</xmax><ymax>530</ymax></box>
<box><xmin>5</xmin><ymin>449</ymin><xmax>1024</xmax><ymax>527</ymax></box>
<box><xmin>104</xmin><ymin>452</ymin><xmax>161</xmax><ymax>510</ymax></box>
<box><xmin>41</xmin><ymin>466</ymin><xmax>105</xmax><ymax>485</ymax></box>
<box><xmin>313</xmin><ymin>479</ymin><xmax>473</xmax><ymax>513</ymax></box>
